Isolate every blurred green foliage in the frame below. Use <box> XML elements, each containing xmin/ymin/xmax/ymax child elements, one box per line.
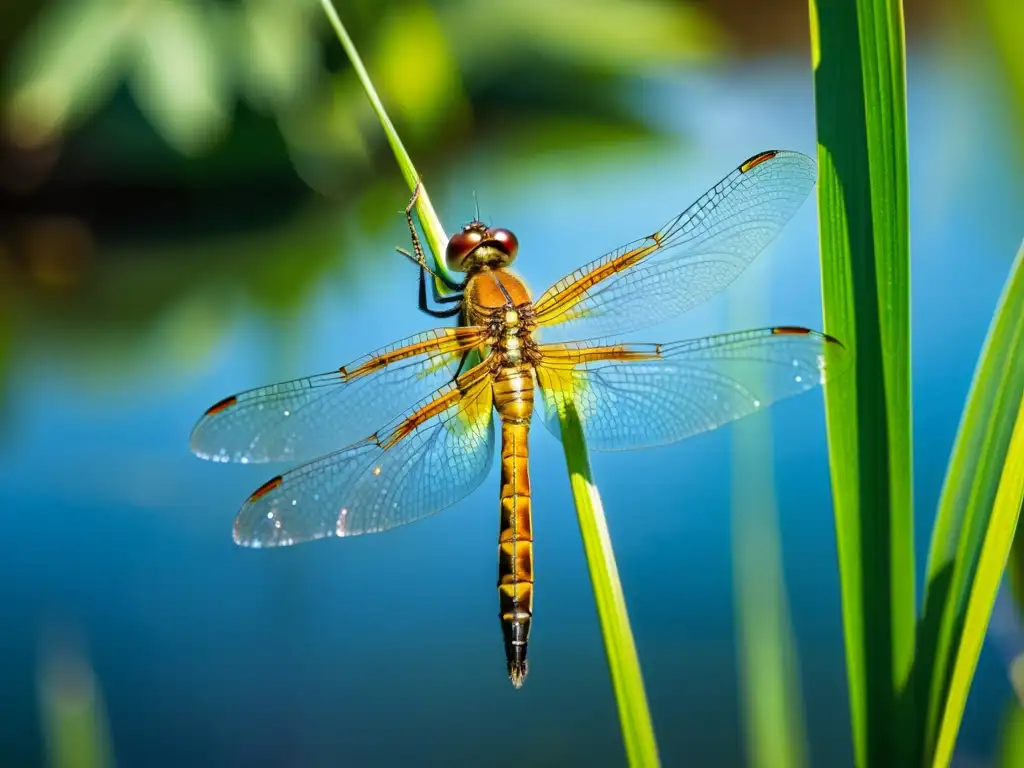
<box><xmin>998</xmin><ymin>701</ymin><xmax>1024</xmax><ymax>768</ymax></box>
<box><xmin>1</xmin><ymin>0</ymin><xmax>720</xmax><ymax>189</ymax></box>
<box><xmin>729</xmin><ymin>281</ymin><xmax>809</xmax><ymax>768</ymax></box>
<box><xmin>37</xmin><ymin>634</ymin><xmax>115</xmax><ymax>768</ymax></box>
<box><xmin>980</xmin><ymin>0</ymin><xmax>1024</xmax><ymax>154</ymax></box>
<box><xmin>0</xmin><ymin>0</ymin><xmax>721</xmax><ymax>393</ymax></box>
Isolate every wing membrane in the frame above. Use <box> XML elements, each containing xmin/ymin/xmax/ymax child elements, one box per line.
<box><xmin>535</xmin><ymin>327</ymin><xmax>847</xmax><ymax>451</ymax></box>
<box><xmin>190</xmin><ymin>326</ymin><xmax>486</xmax><ymax>464</ymax></box>
<box><xmin>532</xmin><ymin>151</ymin><xmax>817</xmax><ymax>340</ymax></box>
<box><xmin>233</xmin><ymin>359</ymin><xmax>496</xmax><ymax>547</ymax></box>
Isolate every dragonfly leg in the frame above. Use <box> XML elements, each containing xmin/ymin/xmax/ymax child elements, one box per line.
<box><xmin>397</xmin><ymin>182</ymin><xmax>465</xmax><ymax>318</ymax></box>
<box><xmin>396</xmin><ymin>247</ymin><xmax>464</xmax><ymax>318</ymax></box>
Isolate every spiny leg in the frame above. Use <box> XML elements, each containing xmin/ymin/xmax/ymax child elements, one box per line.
<box><xmin>395</xmin><ymin>246</ymin><xmax>463</xmax><ymax>318</ymax></box>
<box><xmin>397</xmin><ymin>181</ymin><xmax>464</xmax><ymax>318</ymax></box>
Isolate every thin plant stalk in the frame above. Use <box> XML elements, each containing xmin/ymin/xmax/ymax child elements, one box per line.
<box><xmin>923</xmin><ymin>238</ymin><xmax>1024</xmax><ymax>764</ymax></box>
<box><xmin>560</xmin><ymin>406</ymin><xmax>661</xmax><ymax>767</ymax></box>
<box><xmin>318</xmin><ymin>0</ymin><xmax>453</xmax><ymax>288</ymax></box>
<box><xmin>932</xmin><ymin>397</ymin><xmax>1024</xmax><ymax>765</ymax></box>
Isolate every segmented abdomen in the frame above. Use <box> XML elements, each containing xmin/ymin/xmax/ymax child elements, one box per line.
<box><xmin>493</xmin><ymin>366</ymin><xmax>534</xmax><ymax>688</ymax></box>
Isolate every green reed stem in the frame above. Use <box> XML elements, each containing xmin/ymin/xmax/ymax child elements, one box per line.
<box><xmin>559</xmin><ymin>405</ymin><xmax>660</xmax><ymax>767</ymax></box>
<box><xmin>318</xmin><ymin>0</ymin><xmax>454</xmax><ymax>287</ymax></box>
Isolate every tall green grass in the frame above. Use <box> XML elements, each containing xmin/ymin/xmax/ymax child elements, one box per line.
<box><xmin>809</xmin><ymin>0</ymin><xmax>1024</xmax><ymax>763</ymax></box>
<box><xmin>809</xmin><ymin>0</ymin><xmax>915</xmax><ymax>762</ymax></box>
<box><xmin>317</xmin><ymin>2</ymin><xmax>659</xmax><ymax>764</ymax></box>
<box><xmin>924</xmin><ymin>240</ymin><xmax>1024</xmax><ymax>766</ymax></box>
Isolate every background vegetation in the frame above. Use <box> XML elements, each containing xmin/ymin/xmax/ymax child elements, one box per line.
<box><xmin>2</xmin><ymin>0</ymin><xmax>1023</xmax><ymax>765</ymax></box>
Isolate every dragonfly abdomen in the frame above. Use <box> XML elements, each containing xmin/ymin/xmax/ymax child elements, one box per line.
<box><xmin>493</xmin><ymin>366</ymin><xmax>534</xmax><ymax>688</ymax></box>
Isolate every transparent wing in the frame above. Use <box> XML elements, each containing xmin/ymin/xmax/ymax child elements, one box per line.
<box><xmin>232</xmin><ymin>360</ymin><xmax>496</xmax><ymax>547</ymax></box>
<box><xmin>535</xmin><ymin>327</ymin><xmax>847</xmax><ymax>451</ymax></box>
<box><xmin>532</xmin><ymin>151</ymin><xmax>817</xmax><ymax>341</ymax></box>
<box><xmin>190</xmin><ymin>326</ymin><xmax>486</xmax><ymax>464</ymax></box>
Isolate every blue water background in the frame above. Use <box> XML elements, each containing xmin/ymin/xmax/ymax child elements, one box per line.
<box><xmin>2</xmin><ymin>48</ymin><xmax>1022</xmax><ymax>766</ymax></box>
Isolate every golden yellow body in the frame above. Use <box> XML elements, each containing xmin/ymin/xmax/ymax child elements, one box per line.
<box><xmin>190</xmin><ymin>149</ymin><xmax>842</xmax><ymax>690</ymax></box>
<box><xmin>464</xmin><ymin>267</ymin><xmax>538</xmax><ymax>688</ymax></box>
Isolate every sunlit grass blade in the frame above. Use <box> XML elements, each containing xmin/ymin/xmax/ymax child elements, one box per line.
<box><xmin>317</xmin><ymin>3</ymin><xmax>658</xmax><ymax>763</ymax></box>
<box><xmin>317</xmin><ymin>0</ymin><xmax>454</xmax><ymax>289</ymax></box>
<box><xmin>932</xmin><ymin>403</ymin><xmax>1024</xmax><ymax>765</ymax></box>
<box><xmin>559</xmin><ymin>406</ymin><xmax>660</xmax><ymax>767</ymax></box>
<box><xmin>923</xmin><ymin>239</ymin><xmax>1024</xmax><ymax>765</ymax></box>
<box><xmin>807</xmin><ymin>0</ymin><xmax>915</xmax><ymax>764</ymax></box>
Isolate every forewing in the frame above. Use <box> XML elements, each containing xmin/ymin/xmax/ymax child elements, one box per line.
<box><xmin>532</xmin><ymin>151</ymin><xmax>817</xmax><ymax>340</ymax></box>
<box><xmin>535</xmin><ymin>327</ymin><xmax>847</xmax><ymax>451</ymax></box>
<box><xmin>233</xmin><ymin>361</ymin><xmax>496</xmax><ymax>547</ymax></box>
<box><xmin>190</xmin><ymin>326</ymin><xmax>485</xmax><ymax>464</ymax></box>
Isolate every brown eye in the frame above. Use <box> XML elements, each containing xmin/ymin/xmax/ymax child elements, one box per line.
<box><xmin>490</xmin><ymin>228</ymin><xmax>519</xmax><ymax>257</ymax></box>
<box><xmin>445</xmin><ymin>230</ymin><xmax>483</xmax><ymax>271</ymax></box>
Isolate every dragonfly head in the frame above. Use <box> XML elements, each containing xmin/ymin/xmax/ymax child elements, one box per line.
<box><xmin>445</xmin><ymin>221</ymin><xmax>519</xmax><ymax>272</ymax></box>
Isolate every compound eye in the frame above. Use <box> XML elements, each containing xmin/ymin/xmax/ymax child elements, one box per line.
<box><xmin>445</xmin><ymin>230</ymin><xmax>484</xmax><ymax>271</ymax></box>
<box><xmin>489</xmin><ymin>228</ymin><xmax>519</xmax><ymax>258</ymax></box>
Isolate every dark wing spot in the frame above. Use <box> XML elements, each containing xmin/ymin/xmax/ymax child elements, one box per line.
<box><xmin>248</xmin><ymin>475</ymin><xmax>283</xmax><ymax>502</ymax></box>
<box><xmin>204</xmin><ymin>395</ymin><xmax>238</xmax><ymax>416</ymax></box>
<box><xmin>740</xmin><ymin>150</ymin><xmax>778</xmax><ymax>173</ymax></box>
<box><xmin>771</xmin><ymin>325</ymin><xmax>812</xmax><ymax>336</ymax></box>
<box><xmin>772</xmin><ymin>326</ymin><xmax>847</xmax><ymax>350</ymax></box>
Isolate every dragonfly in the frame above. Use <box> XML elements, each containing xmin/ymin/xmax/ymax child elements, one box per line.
<box><xmin>190</xmin><ymin>149</ymin><xmax>846</xmax><ymax>688</ymax></box>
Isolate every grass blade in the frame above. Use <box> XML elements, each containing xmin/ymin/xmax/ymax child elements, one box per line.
<box><xmin>807</xmin><ymin>0</ymin><xmax>915</xmax><ymax>764</ymax></box>
<box><xmin>317</xmin><ymin>0</ymin><xmax>454</xmax><ymax>288</ymax></box>
<box><xmin>559</xmin><ymin>406</ymin><xmax>660</xmax><ymax>767</ymax></box>
<box><xmin>933</xmin><ymin>402</ymin><xmax>1024</xmax><ymax>765</ymax></box>
<box><xmin>317</xmin><ymin>3</ymin><xmax>659</xmax><ymax>763</ymax></box>
<box><xmin>923</xmin><ymin>239</ymin><xmax>1024</xmax><ymax>764</ymax></box>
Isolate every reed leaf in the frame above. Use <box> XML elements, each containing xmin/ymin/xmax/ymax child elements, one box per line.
<box><xmin>807</xmin><ymin>0</ymin><xmax>915</xmax><ymax>763</ymax></box>
<box><xmin>924</xmin><ymin>239</ymin><xmax>1024</xmax><ymax>765</ymax></box>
